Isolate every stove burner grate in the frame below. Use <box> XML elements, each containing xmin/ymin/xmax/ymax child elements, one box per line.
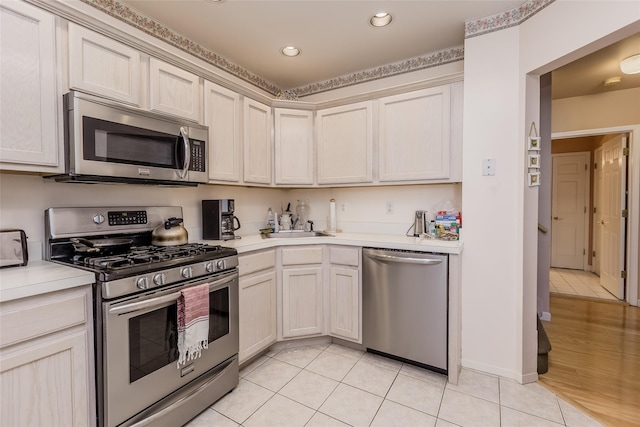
<box><xmin>75</xmin><ymin>243</ymin><xmax>225</xmax><ymax>270</ymax></box>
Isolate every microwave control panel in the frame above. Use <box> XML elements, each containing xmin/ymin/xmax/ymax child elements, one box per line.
<box><xmin>189</xmin><ymin>140</ymin><xmax>205</xmax><ymax>172</ymax></box>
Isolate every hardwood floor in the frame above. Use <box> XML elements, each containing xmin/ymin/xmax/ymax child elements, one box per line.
<box><xmin>539</xmin><ymin>294</ymin><xmax>640</xmax><ymax>427</ymax></box>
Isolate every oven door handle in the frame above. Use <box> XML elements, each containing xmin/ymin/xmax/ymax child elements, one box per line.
<box><xmin>108</xmin><ymin>274</ymin><xmax>236</xmax><ymax>315</ymax></box>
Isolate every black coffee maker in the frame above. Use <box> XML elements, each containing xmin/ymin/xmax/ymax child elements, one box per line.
<box><xmin>202</xmin><ymin>199</ymin><xmax>241</xmax><ymax>240</ymax></box>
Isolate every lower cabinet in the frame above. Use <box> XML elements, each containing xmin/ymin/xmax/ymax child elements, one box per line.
<box><xmin>238</xmin><ymin>249</ymin><xmax>277</xmax><ymax>364</ymax></box>
<box><xmin>329</xmin><ymin>266</ymin><xmax>359</xmax><ymax>341</ymax></box>
<box><xmin>328</xmin><ymin>246</ymin><xmax>361</xmax><ymax>342</ymax></box>
<box><xmin>281</xmin><ymin>247</ymin><xmax>324</xmax><ymax>338</ymax></box>
<box><xmin>0</xmin><ymin>286</ymin><xmax>95</xmax><ymax>427</ymax></box>
<box><xmin>279</xmin><ymin>245</ymin><xmax>361</xmax><ymax>343</ymax></box>
<box><xmin>238</xmin><ymin>244</ymin><xmax>361</xmax><ymax>362</ymax></box>
<box><xmin>281</xmin><ymin>266</ymin><xmax>324</xmax><ymax>338</ymax></box>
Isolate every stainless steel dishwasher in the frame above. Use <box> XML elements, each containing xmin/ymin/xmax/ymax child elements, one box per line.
<box><xmin>363</xmin><ymin>248</ymin><xmax>448</xmax><ymax>373</ymax></box>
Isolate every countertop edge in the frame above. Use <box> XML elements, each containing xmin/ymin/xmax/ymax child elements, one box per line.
<box><xmin>0</xmin><ymin>260</ymin><xmax>95</xmax><ymax>303</ymax></box>
<box><xmin>199</xmin><ymin>232</ymin><xmax>464</xmax><ymax>255</ymax></box>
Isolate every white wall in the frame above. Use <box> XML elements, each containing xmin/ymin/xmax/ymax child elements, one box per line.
<box><xmin>462</xmin><ymin>0</ymin><xmax>640</xmax><ymax>382</ymax></box>
<box><xmin>0</xmin><ymin>173</ymin><xmax>460</xmax><ymax>253</ymax></box>
<box><xmin>552</xmin><ymin>88</ymin><xmax>640</xmax><ymax>132</ymax></box>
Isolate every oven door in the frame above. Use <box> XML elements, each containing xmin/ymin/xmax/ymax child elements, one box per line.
<box><xmin>103</xmin><ymin>270</ymin><xmax>238</xmax><ymax>427</ymax></box>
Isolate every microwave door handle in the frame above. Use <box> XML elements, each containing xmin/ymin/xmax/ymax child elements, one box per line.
<box><xmin>177</xmin><ymin>126</ymin><xmax>190</xmax><ymax>179</ymax></box>
<box><xmin>108</xmin><ymin>274</ymin><xmax>236</xmax><ymax>315</ymax></box>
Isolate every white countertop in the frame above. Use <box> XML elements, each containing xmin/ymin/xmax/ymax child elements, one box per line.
<box><xmin>0</xmin><ymin>260</ymin><xmax>95</xmax><ymax>303</ymax></box>
<box><xmin>0</xmin><ymin>233</ymin><xmax>461</xmax><ymax>302</ymax></box>
<box><xmin>199</xmin><ymin>232</ymin><xmax>463</xmax><ymax>255</ymax></box>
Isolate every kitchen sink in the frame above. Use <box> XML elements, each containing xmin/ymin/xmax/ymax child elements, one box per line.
<box><xmin>261</xmin><ymin>231</ymin><xmax>334</xmax><ymax>238</ymax></box>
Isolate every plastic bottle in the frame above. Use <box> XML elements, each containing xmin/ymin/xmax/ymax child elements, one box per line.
<box><xmin>429</xmin><ymin>220</ymin><xmax>436</xmax><ymax>237</ymax></box>
<box><xmin>266</xmin><ymin>207</ymin><xmax>276</xmax><ymax>232</ymax></box>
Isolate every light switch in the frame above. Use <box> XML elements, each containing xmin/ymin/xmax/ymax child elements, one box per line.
<box><xmin>482</xmin><ymin>159</ymin><xmax>496</xmax><ymax>176</ymax></box>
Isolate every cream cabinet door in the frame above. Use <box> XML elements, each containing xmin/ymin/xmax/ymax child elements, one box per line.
<box><xmin>0</xmin><ymin>330</ymin><xmax>92</xmax><ymax>427</ymax></box>
<box><xmin>378</xmin><ymin>86</ymin><xmax>451</xmax><ymax>181</ymax></box>
<box><xmin>239</xmin><ymin>270</ymin><xmax>277</xmax><ymax>364</ymax></box>
<box><xmin>204</xmin><ymin>81</ymin><xmax>241</xmax><ymax>182</ymax></box>
<box><xmin>243</xmin><ymin>98</ymin><xmax>272</xmax><ymax>184</ymax></box>
<box><xmin>68</xmin><ymin>22</ymin><xmax>140</xmax><ymax>106</ymax></box>
<box><xmin>149</xmin><ymin>58</ymin><xmax>200</xmax><ymax>121</ymax></box>
<box><xmin>282</xmin><ymin>266</ymin><xmax>324</xmax><ymax>338</ymax></box>
<box><xmin>316</xmin><ymin>101</ymin><xmax>373</xmax><ymax>184</ymax></box>
<box><xmin>329</xmin><ymin>266</ymin><xmax>360</xmax><ymax>342</ymax></box>
<box><xmin>274</xmin><ymin>108</ymin><xmax>314</xmax><ymax>185</ymax></box>
<box><xmin>0</xmin><ymin>0</ymin><xmax>59</xmax><ymax>170</ymax></box>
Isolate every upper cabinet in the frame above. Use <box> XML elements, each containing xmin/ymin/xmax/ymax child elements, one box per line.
<box><xmin>378</xmin><ymin>86</ymin><xmax>451</xmax><ymax>182</ymax></box>
<box><xmin>274</xmin><ymin>108</ymin><xmax>314</xmax><ymax>185</ymax></box>
<box><xmin>0</xmin><ymin>0</ymin><xmax>60</xmax><ymax>172</ymax></box>
<box><xmin>243</xmin><ymin>98</ymin><xmax>272</xmax><ymax>184</ymax></box>
<box><xmin>68</xmin><ymin>23</ymin><xmax>141</xmax><ymax>106</ymax></box>
<box><xmin>1</xmin><ymin>3</ymin><xmax>463</xmax><ymax>187</ymax></box>
<box><xmin>204</xmin><ymin>81</ymin><xmax>242</xmax><ymax>183</ymax></box>
<box><xmin>316</xmin><ymin>101</ymin><xmax>373</xmax><ymax>185</ymax></box>
<box><xmin>149</xmin><ymin>58</ymin><xmax>200</xmax><ymax>121</ymax></box>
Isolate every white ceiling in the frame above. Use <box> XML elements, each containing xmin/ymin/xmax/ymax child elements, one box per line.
<box><xmin>552</xmin><ymin>32</ymin><xmax>640</xmax><ymax>99</ymax></box>
<box><xmin>120</xmin><ymin>0</ymin><xmax>640</xmax><ymax>98</ymax></box>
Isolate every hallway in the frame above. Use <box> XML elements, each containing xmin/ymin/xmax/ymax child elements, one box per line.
<box><xmin>549</xmin><ymin>268</ymin><xmax>618</xmax><ymax>301</ymax></box>
<box><xmin>539</xmin><ymin>295</ymin><xmax>640</xmax><ymax>426</ymax></box>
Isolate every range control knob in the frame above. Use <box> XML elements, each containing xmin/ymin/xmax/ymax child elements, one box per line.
<box><xmin>136</xmin><ymin>277</ymin><xmax>150</xmax><ymax>290</ymax></box>
<box><xmin>153</xmin><ymin>273</ymin><xmax>166</xmax><ymax>286</ymax></box>
<box><xmin>205</xmin><ymin>262</ymin><xmax>214</xmax><ymax>273</ymax></box>
<box><xmin>181</xmin><ymin>267</ymin><xmax>193</xmax><ymax>279</ymax></box>
<box><xmin>216</xmin><ymin>260</ymin><xmax>226</xmax><ymax>270</ymax></box>
<box><xmin>93</xmin><ymin>214</ymin><xmax>105</xmax><ymax>224</ymax></box>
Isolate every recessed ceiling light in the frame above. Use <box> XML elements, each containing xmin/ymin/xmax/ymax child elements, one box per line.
<box><xmin>370</xmin><ymin>12</ymin><xmax>392</xmax><ymax>27</ymax></box>
<box><xmin>603</xmin><ymin>76</ymin><xmax>622</xmax><ymax>86</ymax></box>
<box><xmin>620</xmin><ymin>53</ymin><xmax>640</xmax><ymax>74</ymax></box>
<box><xmin>281</xmin><ymin>46</ymin><xmax>301</xmax><ymax>57</ymax></box>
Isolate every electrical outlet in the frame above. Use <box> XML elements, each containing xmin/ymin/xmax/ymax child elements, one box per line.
<box><xmin>341</xmin><ymin>203</ymin><xmax>346</xmax><ymax>212</ymax></box>
<box><xmin>386</xmin><ymin>202</ymin><xmax>394</xmax><ymax>215</ymax></box>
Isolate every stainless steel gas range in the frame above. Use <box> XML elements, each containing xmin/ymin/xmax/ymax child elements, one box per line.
<box><xmin>45</xmin><ymin>206</ymin><xmax>239</xmax><ymax>427</ymax></box>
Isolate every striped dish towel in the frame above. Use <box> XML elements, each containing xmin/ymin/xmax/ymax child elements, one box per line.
<box><xmin>177</xmin><ymin>283</ymin><xmax>209</xmax><ymax>368</ymax></box>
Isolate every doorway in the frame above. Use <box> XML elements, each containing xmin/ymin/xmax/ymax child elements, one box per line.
<box><xmin>549</xmin><ymin>133</ymin><xmax>629</xmax><ymax>301</ymax></box>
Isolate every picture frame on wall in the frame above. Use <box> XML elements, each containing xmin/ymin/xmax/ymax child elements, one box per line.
<box><xmin>528</xmin><ymin>171</ymin><xmax>541</xmax><ymax>186</ymax></box>
<box><xmin>528</xmin><ymin>136</ymin><xmax>541</xmax><ymax>151</ymax></box>
<box><xmin>528</xmin><ymin>153</ymin><xmax>540</xmax><ymax>168</ymax></box>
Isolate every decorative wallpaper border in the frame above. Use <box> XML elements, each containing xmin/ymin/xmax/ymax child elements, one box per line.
<box><xmin>292</xmin><ymin>47</ymin><xmax>465</xmax><ymax>98</ymax></box>
<box><xmin>465</xmin><ymin>0</ymin><xmax>555</xmax><ymax>39</ymax></box>
<box><xmin>81</xmin><ymin>0</ymin><xmax>553</xmax><ymax>98</ymax></box>
<box><xmin>79</xmin><ymin>0</ymin><xmax>281</xmax><ymax>96</ymax></box>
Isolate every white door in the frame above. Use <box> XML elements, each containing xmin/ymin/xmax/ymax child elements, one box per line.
<box><xmin>593</xmin><ymin>147</ymin><xmax>602</xmax><ymax>276</ymax></box>
<box><xmin>599</xmin><ymin>135</ymin><xmax>627</xmax><ymax>299</ymax></box>
<box><xmin>551</xmin><ymin>153</ymin><xmax>589</xmax><ymax>269</ymax></box>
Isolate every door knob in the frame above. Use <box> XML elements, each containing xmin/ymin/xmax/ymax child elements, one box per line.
<box><xmin>553</xmin><ymin>216</ymin><xmax>562</xmax><ymax>220</ymax></box>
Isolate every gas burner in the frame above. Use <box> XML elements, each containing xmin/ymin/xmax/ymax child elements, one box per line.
<box><xmin>64</xmin><ymin>242</ymin><xmax>231</xmax><ymax>275</ymax></box>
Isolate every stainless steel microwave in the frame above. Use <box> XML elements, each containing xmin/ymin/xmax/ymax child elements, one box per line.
<box><xmin>53</xmin><ymin>91</ymin><xmax>208</xmax><ymax>186</ymax></box>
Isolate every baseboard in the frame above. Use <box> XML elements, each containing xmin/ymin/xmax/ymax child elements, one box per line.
<box><xmin>540</xmin><ymin>311</ymin><xmax>551</xmax><ymax>321</ymax></box>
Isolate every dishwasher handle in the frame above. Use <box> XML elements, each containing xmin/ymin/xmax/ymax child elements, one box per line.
<box><xmin>365</xmin><ymin>251</ymin><xmax>443</xmax><ymax>265</ymax></box>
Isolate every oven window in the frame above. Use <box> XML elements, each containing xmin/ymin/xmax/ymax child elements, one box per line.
<box><xmin>83</xmin><ymin>117</ymin><xmax>182</xmax><ymax>169</ymax></box>
<box><xmin>128</xmin><ymin>286</ymin><xmax>230</xmax><ymax>383</ymax></box>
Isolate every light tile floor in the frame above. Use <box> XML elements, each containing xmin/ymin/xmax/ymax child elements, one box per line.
<box><xmin>186</xmin><ymin>343</ymin><xmax>603</xmax><ymax>427</ymax></box>
<box><xmin>549</xmin><ymin>268</ymin><xmax>617</xmax><ymax>301</ymax></box>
